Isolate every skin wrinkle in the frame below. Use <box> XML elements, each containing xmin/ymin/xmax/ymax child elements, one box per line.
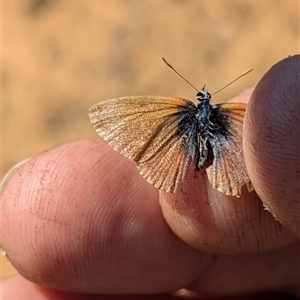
<box><xmin>214</xmin><ymin>200</ymin><xmax>237</xmax><ymax>249</ymax></box>
<box><xmin>31</xmin><ymin>164</ymin><xmax>56</xmax><ymax>218</ymax></box>
<box><xmin>216</xmin><ymin>206</ymin><xmax>233</xmax><ymax>250</ymax></box>
<box><xmin>231</xmin><ymin>199</ymin><xmax>243</xmax><ymax>251</ymax></box>
<box><xmin>246</xmin><ymin>196</ymin><xmax>260</xmax><ymax>252</ymax></box>
<box><xmin>231</xmin><ymin>210</ymin><xmax>244</xmax><ymax>253</ymax></box>
<box><xmin>255</xmin><ymin>202</ymin><xmax>264</xmax><ymax>247</ymax></box>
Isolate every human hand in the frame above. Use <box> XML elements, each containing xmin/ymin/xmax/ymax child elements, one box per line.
<box><xmin>1</xmin><ymin>55</ymin><xmax>299</xmax><ymax>299</ymax></box>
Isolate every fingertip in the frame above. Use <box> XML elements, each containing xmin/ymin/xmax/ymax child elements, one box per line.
<box><xmin>159</xmin><ymin>167</ymin><xmax>296</xmax><ymax>254</ymax></box>
<box><xmin>244</xmin><ymin>55</ymin><xmax>300</xmax><ymax>236</ymax></box>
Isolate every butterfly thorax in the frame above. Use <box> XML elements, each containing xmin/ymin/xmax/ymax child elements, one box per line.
<box><xmin>195</xmin><ymin>88</ymin><xmax>213</xmax><ymax>133</ymax></box>
<box><xmin>194</xmin><ymin>88</ymin><xmax>215</xmax><ymax>170</ymax></box>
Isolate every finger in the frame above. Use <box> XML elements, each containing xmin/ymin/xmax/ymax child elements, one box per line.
<box><xmin>2</xmin><ymin>139</ymin><xmax>298</xmax><ymax>296</ymax></box>
<box><xmin>244</xmin><ymin>55</ymin><xmax>300</xmax><ymax>236</ymax></box>
<box><xmin>159</xmin><ymin>88</ymin><xmax>297</xmax><ymax>253</ymax></box>
<box><xmin>1</xmin><ymin>138</ymin><xmax>204</xmax><ymax>294</ymax></box>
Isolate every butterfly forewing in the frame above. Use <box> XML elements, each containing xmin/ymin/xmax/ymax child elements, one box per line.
<box><xmin>206</xmin><ymin>103</ymin><xmax>253</xmax><ymax>196</ymax></box>
<box><xmin>89</xmin><ymin>96</ymin><xmax>198</xmax><ymax>192</ymax></box>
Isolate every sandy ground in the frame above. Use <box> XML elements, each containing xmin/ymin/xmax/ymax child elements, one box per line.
<box><xmin>2</xmin><ymin>0</ymin><xmax>299</xmax><ymax>276</ymax></box>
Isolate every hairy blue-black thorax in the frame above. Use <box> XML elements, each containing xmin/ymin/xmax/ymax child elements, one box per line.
<box><xmin>176</xmin><ymin>97</ymin><xmax>231</xmax><ymax>169</ymax></box>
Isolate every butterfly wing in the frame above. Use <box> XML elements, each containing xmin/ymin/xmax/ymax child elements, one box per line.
<box><xmin>206</xmin><ymin>103</ymin><xmax>253</xmax><ymax>196</ymax></box>
<box><xmin>89</xmin><ymin>96</ymin><xmax>198</xmax><ymax>192</ymax></box>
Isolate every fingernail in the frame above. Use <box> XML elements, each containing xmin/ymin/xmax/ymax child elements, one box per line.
<box><xmin>1</xmin><ymin>158</ymin><xmax>32</xmax><ymax>190</ymax></box>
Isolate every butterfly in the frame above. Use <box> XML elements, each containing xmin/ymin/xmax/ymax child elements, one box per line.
<box><xmin>89</xmin><ymin>86</ymin><xmax>253</xmax><ymax>197</ymax></box>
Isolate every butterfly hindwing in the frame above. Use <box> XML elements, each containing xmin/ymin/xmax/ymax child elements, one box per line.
<box><xmin>206</xmin><ymin>103</ymin><xmax>253</xmax><ymax>196</ymax></box>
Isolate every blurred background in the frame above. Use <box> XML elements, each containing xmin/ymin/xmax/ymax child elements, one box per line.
<box><xmin>1</xmin><ymin>0</ymin><xmax>299</xmax><ymax>277</ymax></box>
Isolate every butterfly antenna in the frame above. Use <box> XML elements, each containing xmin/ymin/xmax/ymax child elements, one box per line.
<box><xmin>212</xmin><ymin>68</ymin><xmax>253</xmax><ymax>95</ymax></box>
<box><xmin>162</xmin><ymin>57</ymin><xmax>199</xmax><ymax>92</ymax></box>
